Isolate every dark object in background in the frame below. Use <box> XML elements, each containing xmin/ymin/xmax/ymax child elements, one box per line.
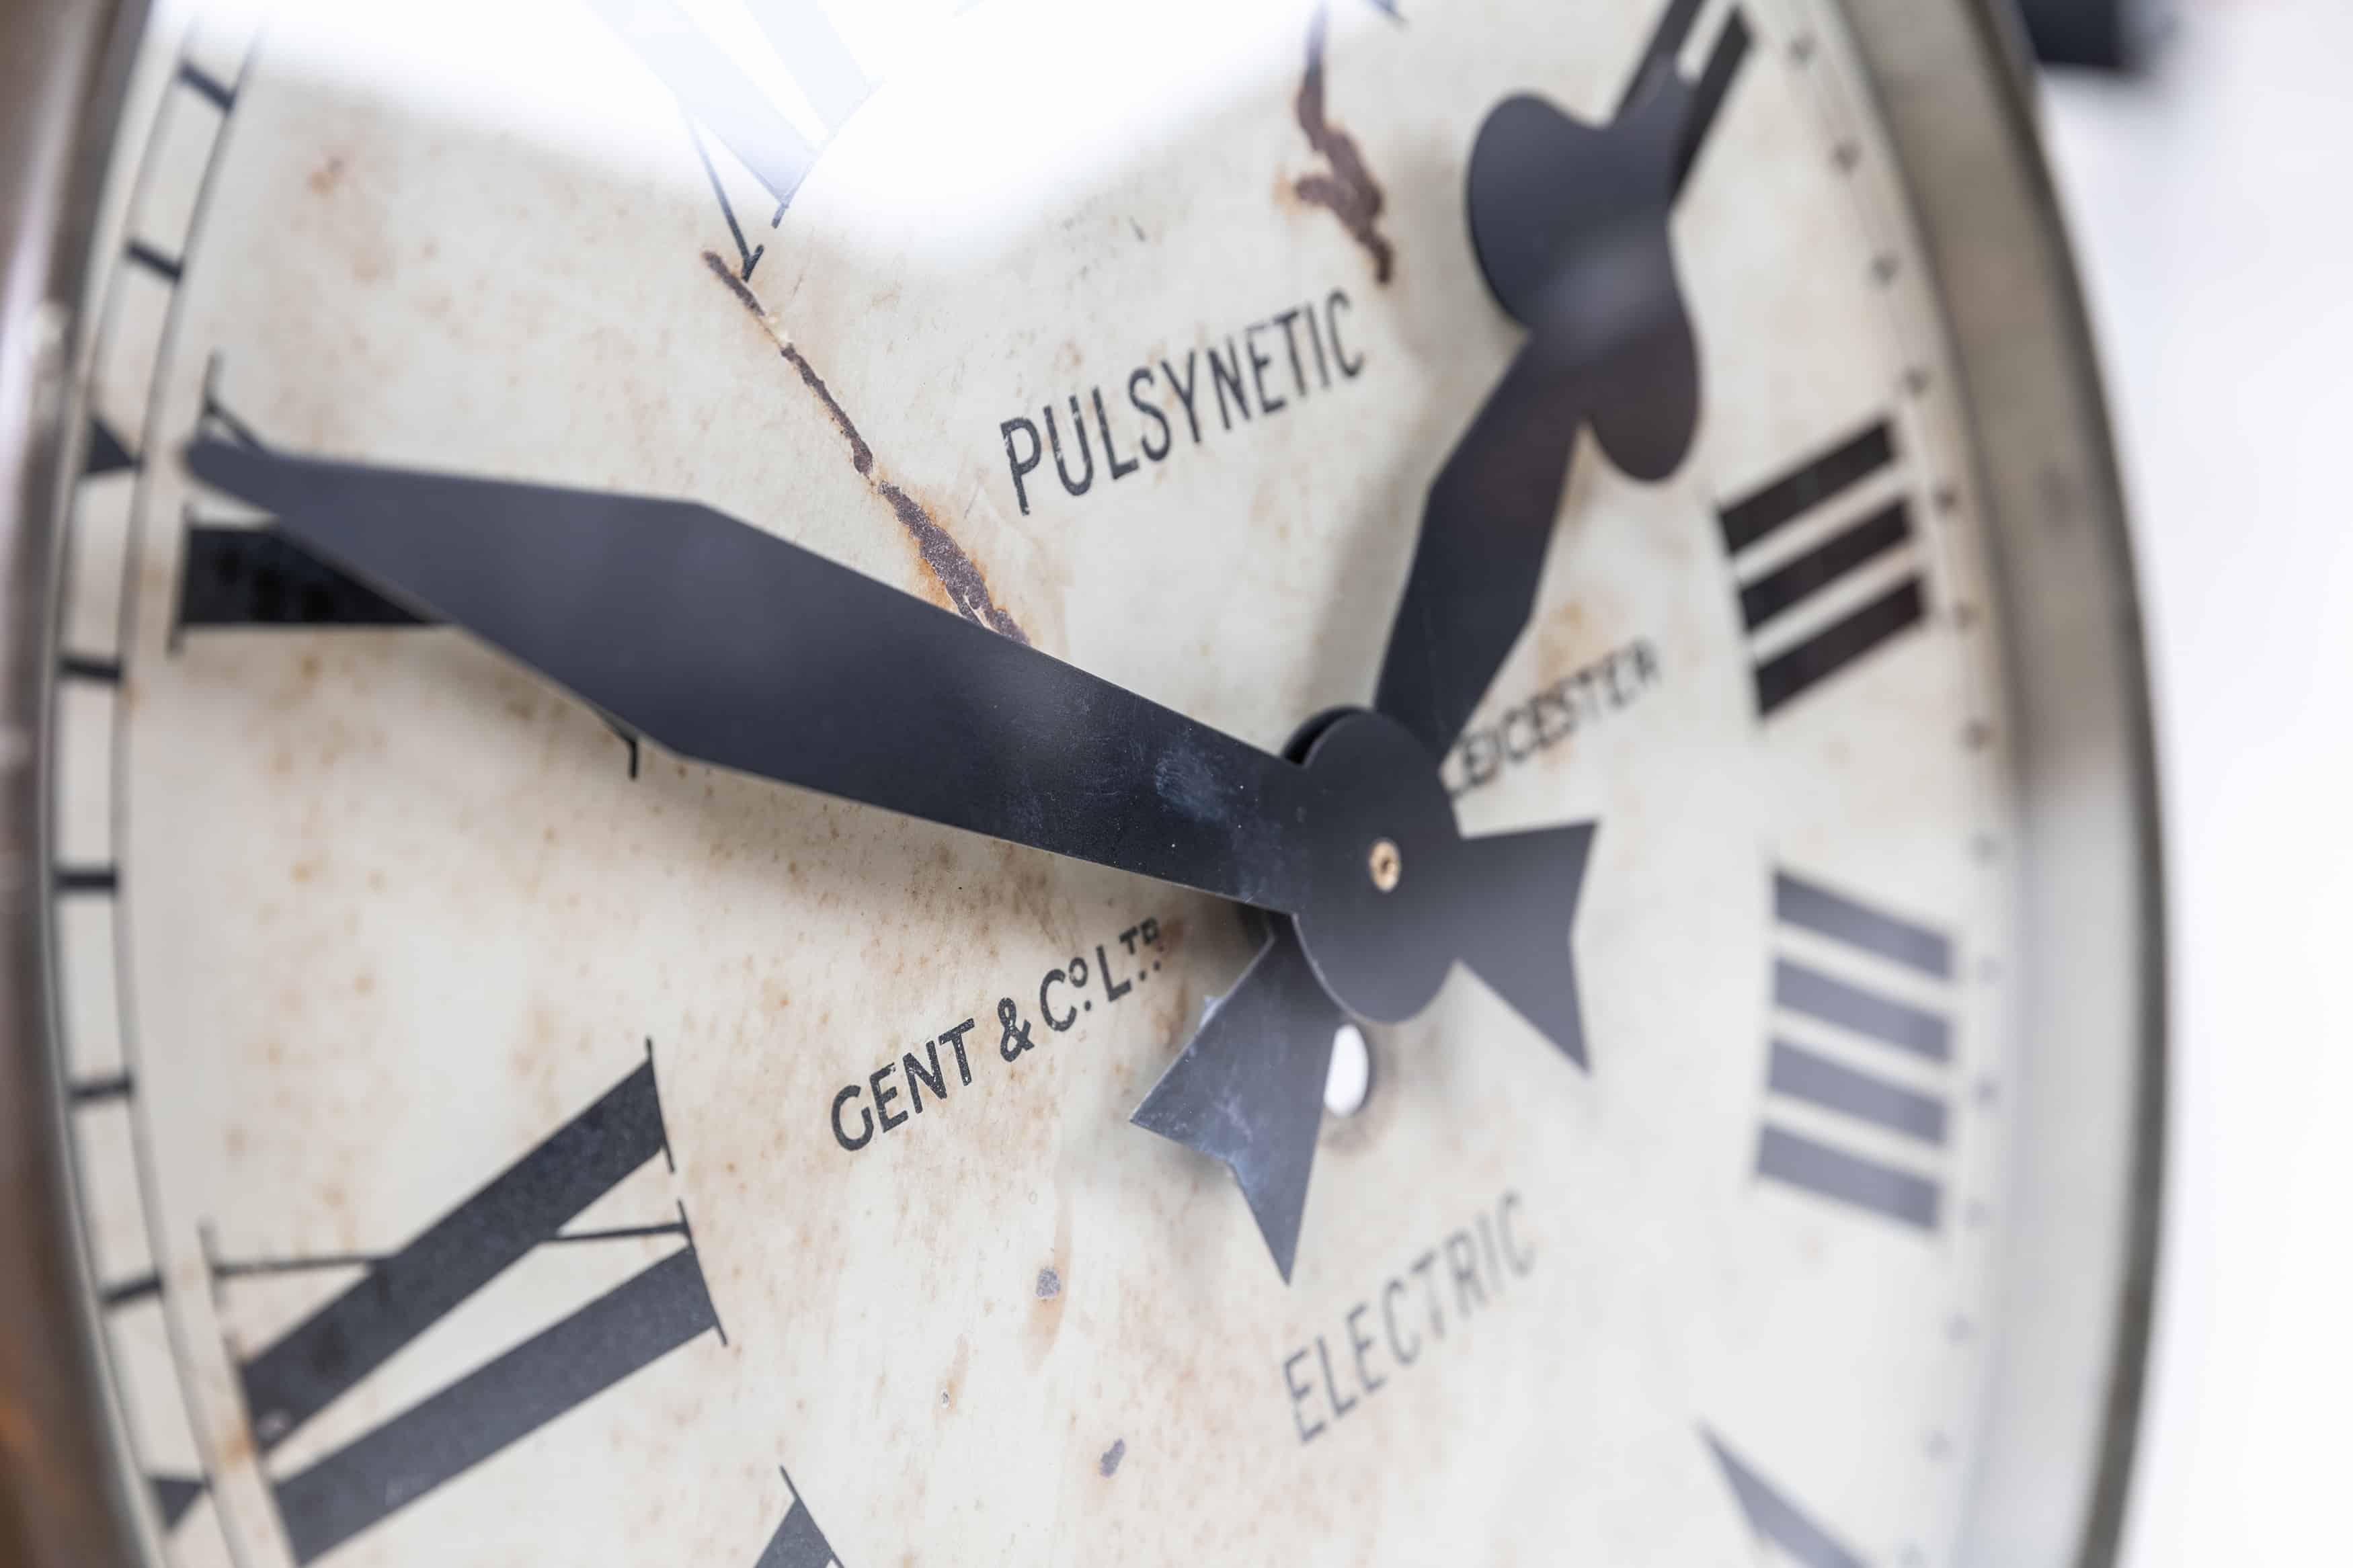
<box><xmin>2016</xmin><ymin>0</ymin><xmax>2173</xmax><ymax>69</ymax></box>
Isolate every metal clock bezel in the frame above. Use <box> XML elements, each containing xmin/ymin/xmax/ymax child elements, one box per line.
<box><xmin>1834</xmin><ymin>2</ymin><xmax>2165</xmax><ymax>1561</ymax></box>
<box><xmin>0</xmin><ymin>1</ymin><xmax>152</xmax><ymax>1563</ymax></box>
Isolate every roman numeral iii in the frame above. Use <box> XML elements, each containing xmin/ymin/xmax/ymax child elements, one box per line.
<box><xmin>1753</xmin><ymin>870</ymin><xmax>1954</xmax><ymax>1232</ymax></box>
<box><xmin>1718</xmin><ymin>417</ymin><xmax>1928</xmax><ymax>716</ymax></box>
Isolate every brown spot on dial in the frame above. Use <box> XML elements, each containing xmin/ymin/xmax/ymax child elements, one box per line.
<box><xmin>939</xmin><ymin>1335</ymin><xmax>971</xmax><ymax>1415</ymax></box>
<box><xmin>1028</xmin><ymin>1200</ymin><xmax>1074</xmax><ymax>1370</ymax></box>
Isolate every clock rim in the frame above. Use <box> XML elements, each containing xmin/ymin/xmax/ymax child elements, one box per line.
<box><xmin>1836</xmin><ymin>0</ymin><xmax>2165</xmax><ymax>1561</ymax></box>
<box><xmin>0</xmin><ymin>1</ymin><xmax>2163</xmax><ymax>1564</ymax></box>
<box><xmin>0</xmin><ymin>0</ymin><xmax>154</xmax><ymax>1564</ymax></box>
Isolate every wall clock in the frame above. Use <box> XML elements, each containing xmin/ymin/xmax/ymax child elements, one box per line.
<box><xmin>0</xmin><ymin>0</ymin><xmax>2163</xmax><ymax>1563</ymax></box>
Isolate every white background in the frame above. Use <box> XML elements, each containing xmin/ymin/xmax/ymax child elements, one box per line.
<box><xmin>2040</xmin><ymin>3</ymin><xmax>2353</xmax><ymax>1561</ymax></box>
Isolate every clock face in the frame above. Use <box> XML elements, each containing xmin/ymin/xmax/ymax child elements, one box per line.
<box><xmin>44</xmin><ymin>0</ymin><xmax>2035</xmax><ymax>1563</ymax></box>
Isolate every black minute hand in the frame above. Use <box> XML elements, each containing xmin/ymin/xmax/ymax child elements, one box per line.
<box><xmin>185</xmin><ymin>440</ymin><xmax>1317</xmax><ymax>913</ymax></box>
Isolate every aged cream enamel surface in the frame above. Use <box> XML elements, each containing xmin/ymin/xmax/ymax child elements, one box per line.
<box><xmin>49</xmin><ymin>0</ymin><xmax>2021</xmax><ymax>1563</ymax></box>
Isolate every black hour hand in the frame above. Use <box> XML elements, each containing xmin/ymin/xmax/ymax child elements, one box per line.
<box><xmin>184</xmin><ymin>440</ymin><xmax>1317</xmax><ymax>914</ymax></box>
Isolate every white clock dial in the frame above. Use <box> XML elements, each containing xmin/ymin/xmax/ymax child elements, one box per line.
<box><xmin>10</xmin><ymin>2</ymin><xmax>2157</xmax><ymax>1566</ymax></box>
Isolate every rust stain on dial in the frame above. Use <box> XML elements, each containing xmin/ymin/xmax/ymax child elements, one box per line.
<box><xmin>701</xmin><ymin>251</ymin><xmax>1031</xmax><ymax>645</ymax></box>
<box><xmin>1291</xmin><ymin>5</ymin><xmax>1395</xmax><ymax>285</ymax></box>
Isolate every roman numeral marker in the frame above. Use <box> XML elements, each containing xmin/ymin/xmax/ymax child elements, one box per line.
<box><xmin>150</xmin><ymin>1473</ymin><xmax>208</xmax><ymax>1531</ymax></box>
<box><xmin>1719</xmin><ymin>423</ymin><xmax>1893</xmax><ymax>552</ymax></box>
<box><xmin>756</xmin><ymin>1465</ymin><xmax>842</xmax><ymax>1567</ymax></box>
<box><xmin>1766</xmin><ymin>1040</ymin><xmax>1946</xmax><ymax>1143</ymax></box>
<box><xmin>1719</xmin><ymin>419</ymin><xmax>1927</xmax><ymax>716</ymax></box>
<box><xmin>1737</xmin><ymin>497</ymin><xmax>1908</xmax><ymax>630</ymax></box>
<box><xmin>103</xmin><ymin>1272</ymin><xmax>161</xmax><ymax>1310</ymax></box>
<box><xmin>594</xmin><ymin>0</ymin><xmax>869</xmax><ymax>233</ymax></box>
<box><xmin>1754</xmin><ymin>869</ymin><xmax>1954</xmax><ymax>1232</ymax></box>
<box><xmin>1774</xmin><ymin>958</ymin><xmax>1948</xmax><ymax>1062</ymax></box>
<box><xmin>175</xmin><ymin>361</ymin><xmax>429</xmax><ymax>632</ymax></box>
<box><xmin>594</xmin><ymin>0</ymin><xmax>875</xmax><ymax>278</ymax></box>
<box><xmin>1705</xmin><ymin>1429</ymin><xmax>1867</xmax><ymax>1568</ymax></box>
<box><xmin>69</xmin><ymin>1071</ymin><xmax>134</xmax><ymax>1106</ymax></box>
<box><xmin>224</xmin><ymin>1053</ymin><xmax>721</xmax><ymax>1563</ymax></box>
<box><xmin>1755</xmin><ymin>1122</ymin><xmax>1938</xmax><ymax>1232</ymax></box>
<box><xmin>177</xmin><ymin>525</ymin><xmax>426</xmax><ymax>630</ymax></box>
<box><xmin>175</xmin><ymin>58</ymin><xmax>237</xmax><ymax>114</ymax></box>
<box><xmin>272</xmin><ymin>1248</ymin><xmax>717</xmax><ymax>1563</ymax></box>
<box><xmin>85</xmin><ymin>415</ymin><xmax>137</xmax><ymax>477</ymax></box>
<box><xmin>747</xmin><ymin>0</ymin><xmax>873</xmax><ymax>132</ymax></box>
<box><xmin>1775</xmin><ymin>863</ymin><xmax>1953</xmax><ymax>975</ymax></box>
<box><xmin>126</xmin><ymin>239</ymin><xmax>183</xmax><ymax>284</ymax></box>
<box><xmin>58</xmin><ymin>651</ymin><xmax>122</xmax><ymax>684</ymax></box>
<box><xmin>173</xmin><ymin>513</ymin><xmax>642</xmax><ymax>770</ymax></box>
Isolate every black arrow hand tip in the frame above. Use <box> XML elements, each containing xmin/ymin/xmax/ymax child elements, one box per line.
<box><xmin>1131</xmin><ymin>927</ymin><xmax>1342</xmax><ymax>1283</ymax></box>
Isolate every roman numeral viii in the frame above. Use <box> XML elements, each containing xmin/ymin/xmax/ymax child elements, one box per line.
<box><xmin>1753</xmin><ymin>870</ymin><xmax>1954</xmax><ymax>1233</ymax></box>
<box><xmin>219</xmin><ymin>1054</ymin><xmax>724</xmax><ymax>1563</ymax></box>
<box><xmin>1718</xmin><ymin>417</ymin><xmax>1927</xmax><ymax>716</ymax></box>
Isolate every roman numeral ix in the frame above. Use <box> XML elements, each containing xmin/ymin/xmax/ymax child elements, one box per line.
<box><xmin>1753</xmin><ymin>869</ymin><xmax>1954</xmax><ymax>1233</ymax></box>
<box><xmin>1718</xmin><ymin>418</ymin><xmax>1927</xmax><ymax>716</ymax></box>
